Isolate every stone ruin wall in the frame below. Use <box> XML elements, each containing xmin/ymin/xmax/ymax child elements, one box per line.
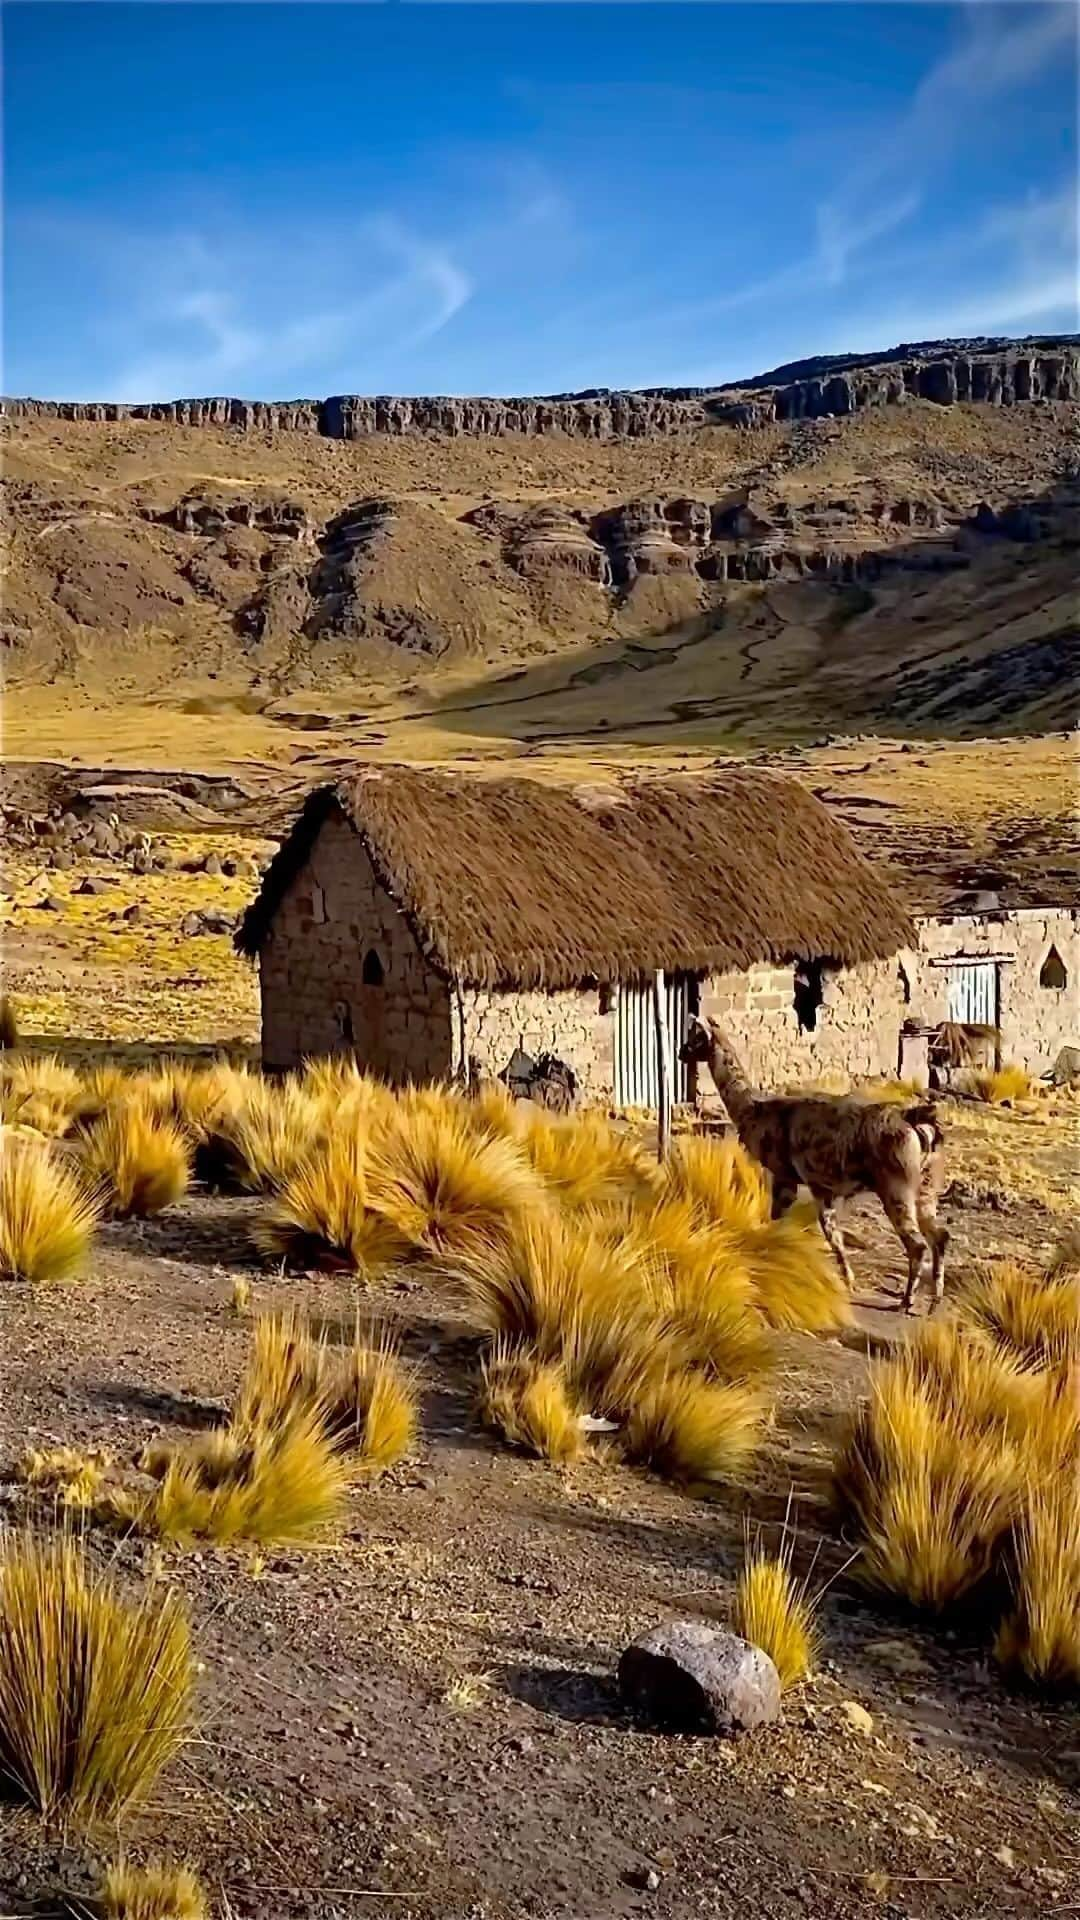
<box><xmin>6</xmin><ymin>346</ymin><xmax>1077</xmax><ymax>441</ymax></box>
<box><xmin>258</xmin><ymin>811</ymin><xmax>453</xmax><ymax>1080</ymax></box>
<box><xmin>699</xmin><ymin>957</ymin><xmax>905</xmax><ymax>1090</ymax></box>
<box><xmin>910</xmin><ymin>908</ymin><xmax>1078</xmax><ymax>1077</ymax></box>
<box><xmin>459</xmin><ymin>985</ymin><xmax>616</xmax><ymax>1102</ymax></box>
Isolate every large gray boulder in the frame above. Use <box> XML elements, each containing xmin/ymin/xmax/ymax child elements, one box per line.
<box><xmin>618</xmin><ymin>1619</ymin><xmax>780</xmax><ymax>1734</ymax></box>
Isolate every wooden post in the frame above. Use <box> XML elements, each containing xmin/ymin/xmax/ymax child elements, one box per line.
<box><xmin>653</xmin><ymin>969</ymin><xmax>672</xmax><ymax>1164</ymax></box>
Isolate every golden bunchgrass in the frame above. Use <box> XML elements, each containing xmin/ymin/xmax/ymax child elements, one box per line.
<box><xmin>741</xmin><ymin>1202</ymin><xmax>853</xmax><ymax>1334</ymax></box>
<box><xmin>733</xmin><ymin>1543</ymin><xmax>818</xmax><ymax>1689</ymax></box>
<box><xmin>0</xmin><ymin>1140</ymin><xmax>101</xmax><ymax>1282</ymax></box>
<box><xmin>622</xmin><ymin>1371</ymin><xmax>765</xmax><ymax>1488</ymax></box>
<box><xmin>81</xmin><ymin>1104</ymin><xmax>190</xmax><ymax>1218</ymax></box>
<box><xmin>0</xmin><ymin>1533</ymin><xmax>192</xmax><ymax>1819</ymax></box>
<box><xmin>594</xmin><ymin>1194</ymin><xmax>770</xmax><ymax>1382</ymax></box>
<box><xmin>221</xmin><ymin>1074</ymin><xmax>326</xmax><ymax>1193</ymax></box>
<box><xmin>16</xmin><ymin>1446</ymin><xmax>112</xmax><ymax>1511</ymax></box>
<box><xmin>660</xmin><ymin>1134</ymin><xmax>771</xmax><ymax>1232</ymax></box>
<box><xmin>0</xmin><ymin>1052</ymin><xmax>84</xmax><ymax>1137</ymax></box>
<box><xmin>952</xmin><ymin>1260</ymin><xmax>1080</xmax><ymax>1371</ymax></box>
<box><xmin>364</xmin><ymin>1100</ymin><xmax>541</xmax><ymax>1259</ymax></box>
<box><xmin>961</xmin><ymin>1063</ymin><xmax>1033</xmax><ymax>1105</ymax></box>
<box><xmin>252</xmin><ymin>1128</ymin><xmax>408</xmax><ymax>1273</ymax></box>
<box><xmin>996</xmin><ymin>1476</ymin><xmax>1080</xmax><ymax>1691</ymax></box>
<box><xmin>233</xmin><ymin>1310</ymin><xmax>417</xmax><ymax>1474</ymax></box>
<box><xmin>147</xmin><ymin>1402</ymin><xmax>348</xmax><ymax>1546</ymax></box>
<box><xmin>99</xmin><ymin>1858</ymin><xmax>209</xmax><ymax>1920</ymax></box>
<box><xmin>479</xmin><ymin>1347</ymin><xmax>583</xmax><ymax>1463</ymax></box>
<box><xmin>833</xmin><ymin>1328</ymin><xmax>1035</xmax><ymax>1612</ymax></box>
<box><xmin>1049</xmin><ymin>1221</ymin><xmax>1080</xmax><ymax>1276</ymax></box>
<box><xmin>517</xmin><ymin>1108</ymin><xmax>656</xmax><ymax>1209</ymax></box>
<box><xmin>319</xmin><ymin>1331</ymin><xmax>418</xmax><ymax>1471</ymax></box>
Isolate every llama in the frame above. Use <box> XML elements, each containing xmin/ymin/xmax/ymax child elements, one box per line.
<box><xmin>680</xmin><ymin>1016</ymin><xmax>948</xmax><ymax>1312</ymax></box>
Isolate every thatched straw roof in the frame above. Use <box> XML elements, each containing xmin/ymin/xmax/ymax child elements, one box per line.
<box><xmin>237</xmin><ymin>767</ymin><xmax>914</xmax><ymax>987</ymax></box>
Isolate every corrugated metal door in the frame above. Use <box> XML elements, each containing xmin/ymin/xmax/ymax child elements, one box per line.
<box><xmin>946</xmin><ymin>960</ymin><xmax>999</xmax><ymax>1026</ymax></box>
<box><xmin>614</xmin><ymin>974</ymin><xmax>693</xmax><ymax>1108</ymax></box>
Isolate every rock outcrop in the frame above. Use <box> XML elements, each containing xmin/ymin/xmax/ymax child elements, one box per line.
<box><xmin>4</xmin><ymin>338</ymin><xmax>1075</xmax><ymax>441</ymax></box>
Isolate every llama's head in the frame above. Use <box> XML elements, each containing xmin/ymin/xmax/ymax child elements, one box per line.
<box><xmin>678</xmin><ymin>1014</ymin><xmax>714</xmax><ymax>1066</ymax></box>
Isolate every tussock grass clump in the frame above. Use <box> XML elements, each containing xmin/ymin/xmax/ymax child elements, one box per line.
<box><xmin>734</xmin><ymin>1542</ymin><xmax>818</xmax><ymax>1689</ymax></box>
<box><xmin>99</xmin><ymin>1858</ymin><xmax>208</xmax><ymax>1920</ymax></box>
<box><xmin>836</xmin><ymin>1357</ymin><xmax>1022</xmax><ymax>1611</ymax></box>
<box><xmin>996</xmin><ymin>1478</ymin><xmax>1080</xmax><ymax>1691</ymax></box>
<box><xmin>233</xmin><ymin>1310</ymin><xmax>417</xmax><ymax>1474</ymax></box>
<box><xmin>147</xmin><ymin>1403</ymin><xmax>348</xmax><ymax>1546</ymax></box>
<box><xmin>318</xmin><ymin>1332</ymin><xmax>418</xmax><ymax>1471</ymax></box>
<box><xmin>960</xmin><ymin>1063</ymin><xmax>1032</xmax><ymax>1105</ymax></box>
<box><xmin>623</xmin><ymin>1371</ymin><xmax>765</xmax><ymax>1488</ymax></box>
<box><xmin>479</xmin><ymin>1347</ymin><xmax>583</xmax><ymax>1463</ymax></box>
<box><xmin>364</xmin><ymin>1101</ymin><xmax>541</xmax><ymax>1259</ymax></box>
<box><xmin>0</xmin><ymin>1141</ymin><xmax>101</xmax><ymax>1282</ymax></box>
<box><xmin>660</xmin><ymin>1134</ymin><xmax>770</xmax><ymax>1232</ymax></box>
<box><xmin>952</xmin><ymin>1260</ymin><xmax>1080</xmax><ymax>1371</ymax></box>
<box><xmin>0</xmin><ymin>995</ymin><xmax>18</xmax><ymax>1051</ymax></box>
<box><xmin>16</xmin><ymin>1447</ymin><xmax>112</xmax><ymax>1510</ymax></box>
<box><xmin>594</xmin><ymin>1195</ymin><xmax>770</xmax><ymax>1382</ymax></box>
<box><xmin>742</xmin><ymin>1202</ymin><xmax>853</xmax><ymax>1334</ymax></box>
<box><xmin>220</xmin><ymin>1074</ymin><xmax>327</xmax><ymax>1193</ymax></box>
<box><xmin>1</xmin><ymin>1052</ymin><xmax>84</xmax><ymax>1137</ymax></box>
<box><xmin>0</xmin><ymin>1534</ymin><xmax>192</xmax><ymax>1818</ymax></box>
<box><xmin>1049</xmin><ymin>1221</ymin><xmax>1080</xmax><ymax>1276</ymax></box>
<box><xmin>81</xmin><ymin>1104</ymin><xmax>190</xmax><ymax>1218</ymax></box>
<box><xmin>252</xmin><ymin>1129</ymin><xmax>407</xmax><ymax>1274</ymax></box>
<box><xmin>517</xmin><ymin>1108</ymin><xmax>656</xmax><ymax>1210</ymax></box>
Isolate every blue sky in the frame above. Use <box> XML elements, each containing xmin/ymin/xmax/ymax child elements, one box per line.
<box><xmin>4</xmin><ymin>2</ymin><xmax>1077</xmax><ymax>400</ymax></box>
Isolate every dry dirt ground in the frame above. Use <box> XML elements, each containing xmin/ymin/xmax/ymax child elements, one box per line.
<box><xmin>0</xmin><ymin>1088</ymin><xmax>1077</xmax><ymax>1920</ymax></box>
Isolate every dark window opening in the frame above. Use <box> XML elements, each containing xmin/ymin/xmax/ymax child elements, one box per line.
<box><xmin>1040</xmin><ymin>945</ymin><xmax>1067</xmax><ymax>991</ymax></box>
<box><xmin>897</xmin><ymin>960</ymin><xmax>912</xmax><ymax>1005</ymax></box>
<box><xmin>598</xmin><ymin>983</ymin><xmax>614</xmax><ymax>1015</ymax></box>
<box><xmin>794</xmin><ymin>959</ymin><xmax>826</xmax><ymax>1033</ymax></box>
<box><xmin>362</xmin><ymin>947</ymin><xmax>385</xmax><ymax>987</ymax></box>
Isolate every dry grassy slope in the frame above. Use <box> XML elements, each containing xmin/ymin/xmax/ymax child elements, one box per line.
<box><xmin>4</xmin><ymin>398</ymin><xmax>1077</xmax><ymax>749</ymax></box>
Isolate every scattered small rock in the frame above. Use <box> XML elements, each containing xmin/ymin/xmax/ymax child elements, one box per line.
<box><xmin>130</xmin><ymin>850</ymin><xmax>155</xmax><ymax>875</ymax></box>
<box><xmin>76</xmin><ymin>875</ymin><xmax>112</xmax><ymax>895</ymax></box>
<box><xmin>202</xmin><ymin>852</ymin><xmax>223</xmax><ymax>876</ymax></box>
<box><xmin>48</xmin><ymin>848</ymin><xmax>75</xmax><ymax>871</ymax></box>
<box><xmin>840</xmin><ymin>1700</ymin><xmax>874</xmax><ymax>1737</ymax></box>
<box><xmin>625</xmin><ymin>1866</ymin><xmax>661</xmax><ymax>1892</ymax></box>
<box><xmin>618</xmin><ymin>1619</ymin><xmax>781</xmax><ymax>1734</ymax></box>
<box><xmin>994</xmin><ymin>1845</ymin><xmax>1016</xmax><ymax>1870</ymax></box>
<box><xmin>122</xmin><ymin>903</ymin><xmax>143</xmax><ymax>924</ymax></box>
<box><xmin>37</xmin><ymin>894</ymin><xmax>64</xmax><ymax>912</ymax></box>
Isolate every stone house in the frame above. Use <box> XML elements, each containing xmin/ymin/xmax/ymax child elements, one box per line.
<box><xmin>908</xmin><ymin>900</ymin><xmax>1077</xmax><ymax>1079</ymax></box>
<box><xmin>237</xmin><ymin>767</ymin><xmax>918</xmax><ymax>1101</ymax></box>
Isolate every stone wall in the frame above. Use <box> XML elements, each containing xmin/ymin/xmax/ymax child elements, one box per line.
<box><xmin>258</xmin><ymin>811</ymin><xmax>453</xmax><ymax>1079</ymax></box>
<box><xmin>911</xmin><ymin>909</ymin><xmax>1078</xmax><ymax>1076</ymax></box>
<box><xmin>459</xmin><ymin>985</ymin><xmax>615</xmax><ymax>1101</ymax></box>
<box><xmin>699</xmin><ymin>957</ymin><xmax>905</xmax><ymax>1088</ymax></box>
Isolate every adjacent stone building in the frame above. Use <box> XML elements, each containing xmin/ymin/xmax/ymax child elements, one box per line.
<box><xmin>237</xmin><ymin>767</ymin><xmax>917</xmax><ymax>1100</ymax></box>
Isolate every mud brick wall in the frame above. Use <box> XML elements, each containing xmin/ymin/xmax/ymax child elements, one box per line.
<box><xmin>460</xmin><ymin>986</ymin><xmax>615</xmax><ymax>1101</ymax></box>
<box><xmin>913</xmin><ymin>909</ymin><xmax>1078</xmax><ymax>1075</ymax></box>
<box><xmin>700</xmin><ymin>957</ymin><xmax>905</xmax><ymax>1087</ymax></box>
<box><xmin>258</xmin><ymin>812</ymin><xmax>453</xmax><ymax>1079</ymax></box>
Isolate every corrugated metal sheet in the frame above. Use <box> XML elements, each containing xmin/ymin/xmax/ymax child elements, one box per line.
<box><xmin>947</xmin><ymin>960</ymin><xmax>999</xmax><ymax>1026</ymax></box>
<box><xmin>614</xmin><ymin>974</ymin><xmax>693</xmax><ymax>1109</ymax></box>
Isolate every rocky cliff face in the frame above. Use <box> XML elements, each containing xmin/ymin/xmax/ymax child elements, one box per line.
<box><xmin>4</xmin><ymin>340</ymin><xmax>1077</xmax><ymax>441</ymax></box>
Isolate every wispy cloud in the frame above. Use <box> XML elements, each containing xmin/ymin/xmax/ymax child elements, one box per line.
<box><xmin>813</xmin><ymin>1</ymin><xmax>1076</xmax><ymax>285</ymax></box>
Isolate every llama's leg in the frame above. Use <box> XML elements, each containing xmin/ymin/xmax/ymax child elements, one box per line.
<box><xmin>880</xmin><ymin>1184</ymin><xmax>929</xmax><ymax>1311</ymax></box>
<box><xmin>817</xmin><ymin>1201</ymin><xmax>855</xmax><ymax>1288</ymax></box>
<box><xmin>770</xmin><ymin>1182</ymin><xmax>798</xmax><ymax>1220</ymax></box>
<box><xmin>918</xmin><ymin>1201</ymin><xmax>949</xmax><ymax>1312</ymax></box>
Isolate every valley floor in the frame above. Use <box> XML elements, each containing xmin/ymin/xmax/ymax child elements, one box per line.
<box><xmin>0</xmin><ymin>1144</ymin><xmax>1076</xmax><ymax>1920</ymax></box>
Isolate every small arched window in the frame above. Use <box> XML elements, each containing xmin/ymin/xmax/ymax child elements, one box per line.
<box><xmin>1039</xmin><ymin>945</ymin><xmax>1067</xmax><ymax>991</ymax></box>
<box><xmin>362</xmin><ymin>947</ymin><xmax>385</xmax><ymax>987</ymax></box>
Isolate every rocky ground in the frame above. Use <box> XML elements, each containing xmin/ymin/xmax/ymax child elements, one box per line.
<box><xmin>0</xmin><ymin>1118</ymin><xmax>1076</xmax><ymax>1920</ymax></box>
